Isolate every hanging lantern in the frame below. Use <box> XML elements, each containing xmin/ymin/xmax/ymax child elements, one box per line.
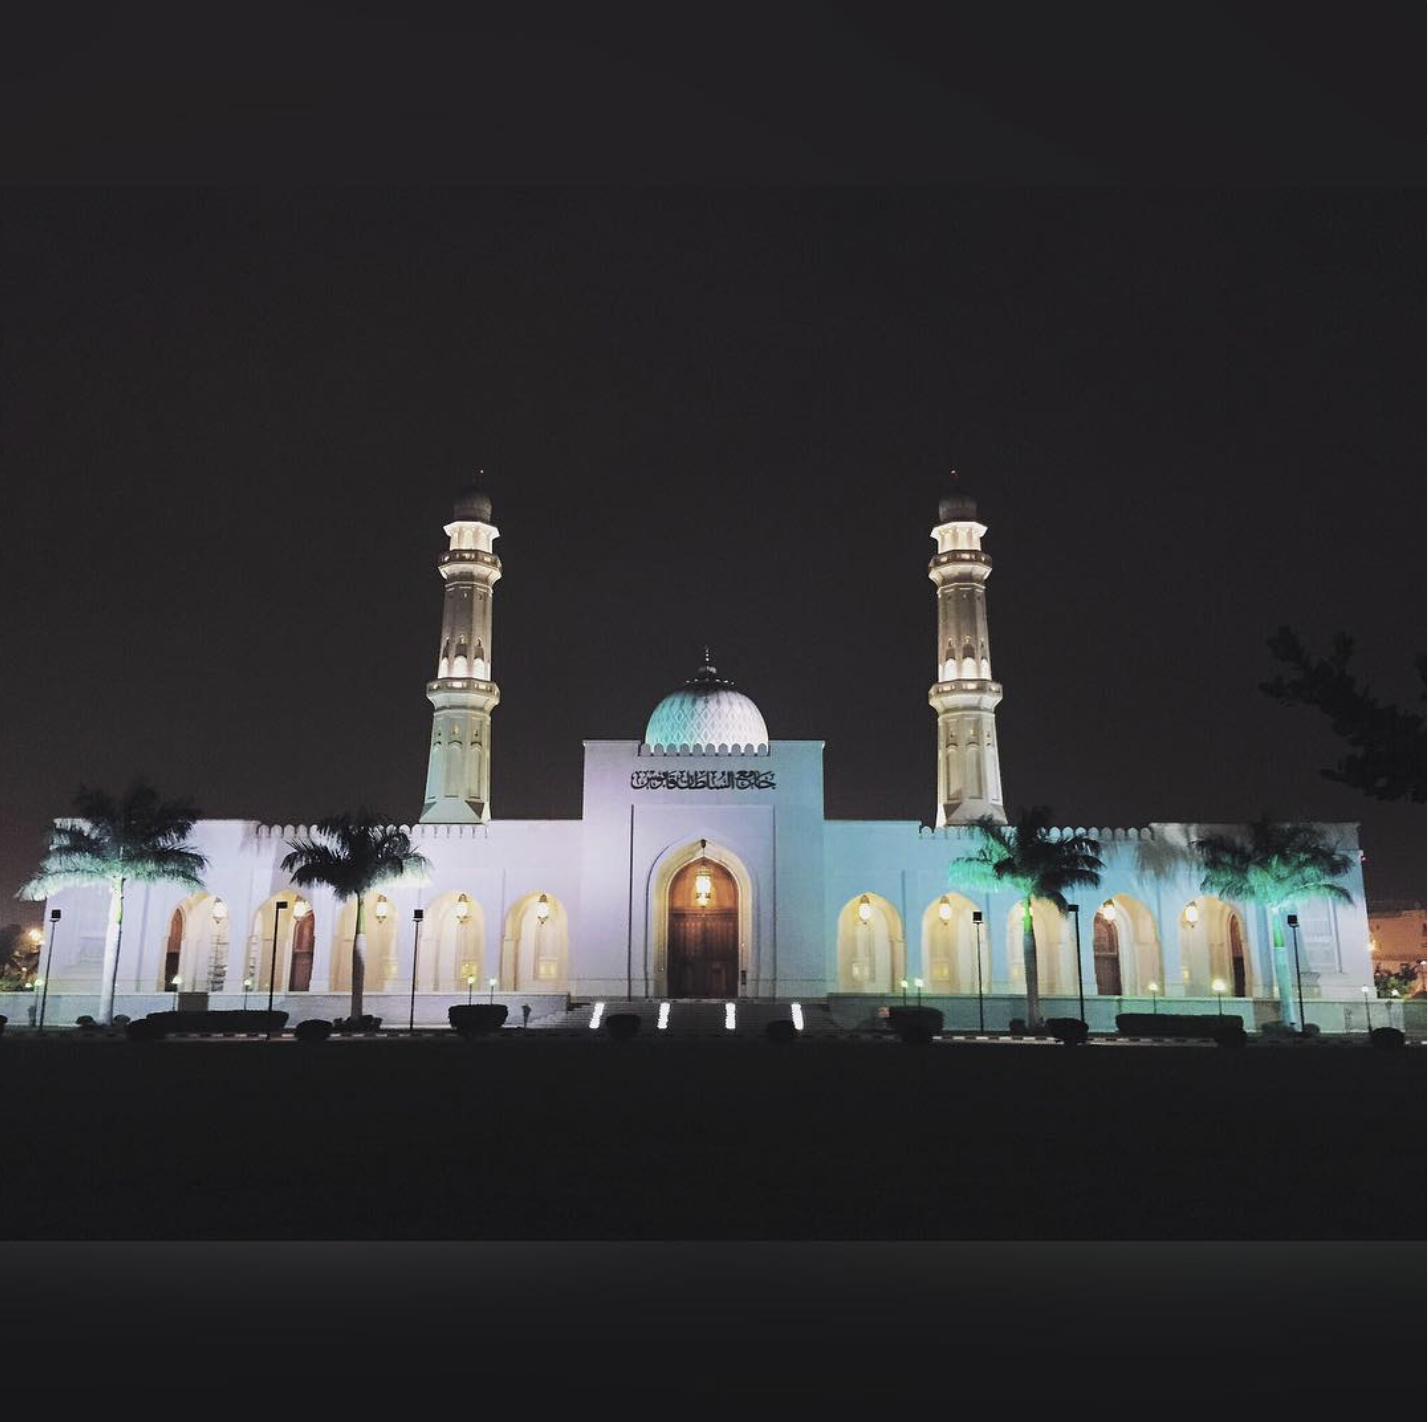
<box><xmin>373</xmin><ymin>895</ymin><xmax>390</xmax><ymax>924</ymax></box>
<box><xmin>694</xmin><ymin>869</ymin><xmax>714</xmax><ymax>906</ymax></box>
<box><xmin>1183</xmin><ymin>902</ymin><xmax>1200</xmax><ymax>926</ymax></box>
<box><xmin>210</xmin><ymin>899</ymin><xmax>228</xmax><ymax>924</ymax></box>
<box><xmin>455</xmin><ymin>893</ymin><xmax>471</xmax><ymax>923</ymax></box>
<box><xmin>292</xmin><ymin>899</ymin><xmax>311</xmax><ymax>920</ymax></box>
<box><xmin>938</xmin><ymin>896</ymin><xmax>953</xmax><ymax>924</ymax></box>
<box><xmin>1099</xmin><ymin>901</ymin><xmax>1116</xmax><ymax>923</ymax></box>
<box><xmin>535</xmin><ymin>892</ymin><xmax>551</xmax><ymax>924</ymax></box>
<box><xmin>858</xmin><ymin>894</ymin><xmax>873</xmax><ymax>924</ymax></box>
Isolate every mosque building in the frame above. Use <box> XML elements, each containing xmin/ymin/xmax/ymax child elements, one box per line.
<box><xmin>23</xmin><ymin>481</ymin><xmax>1376</xmax><ymax>1030</ymax></box>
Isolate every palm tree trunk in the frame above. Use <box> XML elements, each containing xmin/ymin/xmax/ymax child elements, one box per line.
<box><xmin>97</xmin><ymin>876</ymin><xmax>126</xmax><ymax>1025</ymax></box>
<box><xmin>1022</xmin><ymin>902</ymin><xmax>1041</xmax><ymax>1028</ymax></box>
<box><xmin>350</xmin><ymin>896</ymin><xmax>366</xmax><ymax>1022</ymax></box>
<box><xmin>1268</xmin><ymin>908</ymin><xmax>1298</xmax><ymax>1029</ymax></box>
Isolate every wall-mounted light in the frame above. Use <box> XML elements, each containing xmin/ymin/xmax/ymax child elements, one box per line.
<box><xmin>535</xmin><ymin>892</ymin><xmax>551</xmax><ymax>924</ymax></box>
<box><xmin>455</xmin><ymin>893</ymin><xmax>471</xmax><ymax>923</ymax></box>
<box><xmin>210</xmin><ymin>899</ymin><xmax>228</xmax><ymax>924</ymax></box>
<box><xmin>938</xmin><ymin>896</ymin><xmax>952</xmax><ymax>924</ymax></box>
<box><xmin>694</xmin><ymin>869</ymin><xmax>713</xmax><ymax>906</ymax></box>
<box><xmin>373</xmin><ymin>895</ymin><xmax>390</xmax><ymax>924</ymax></box>
<box><xmin>1099</xmin><ymin>901</ymin><xmax>1116</xmax><ymax>923</ymax></box>
<box><xmin>1183</xmin><ymin>902</ymin><xmax>1200</xmax><ymax>926</ymax></box>
<box><xmin>292</xmin><ymin>900</ymin><xmax>311</xmax><ymax>920</ymax></box>
<box><xmin>858</xmin><ymin>894</ymin><xmax>872</xmax><ymax>924</ymax></box>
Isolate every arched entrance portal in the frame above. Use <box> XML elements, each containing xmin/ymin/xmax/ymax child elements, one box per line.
<box><xmin>667</xmin><ymin>858</ymin><xmax>739</xmax><ymax>998</ymax></box>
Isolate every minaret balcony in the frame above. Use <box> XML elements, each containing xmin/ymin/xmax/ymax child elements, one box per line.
<box><xmin>438</xmin><ymin>549</ymin><xmax>502</xmax><ymax>573</ymax></box>
<box><xmin>929</xmin><ymin>549</ymin><xmax>992</xmax><ymax>570</ymax></box>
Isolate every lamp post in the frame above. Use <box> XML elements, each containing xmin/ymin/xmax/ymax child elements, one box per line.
<box><xmin>408</xmin><ymin>908</ymin><xmax>424</xmax><ymax>1035</ymax></box>
<box><xmin>242</xmin><ymin>976</ymin><xmax>252</xmax><ymax>1011</ymax></box>
<box><xmin>914</xmin><ymin>978</ymin><xmax>924</xmax><ymax>1008</ymax></box>
<box><xmin>466</xmin><ymin>974</ymin><xmax>476</xmax><ymax>1005</ymax></box>
<box><xmin>37</xmin><ymin>909</ymin><xmax>59</xmax><ymax>1034</ymax></box>
<box><xmin>1147</xmin><ymin>981</ymin><xmax>1159</xmax><ymax>1015</ymax></box>
<box><xmin>899</xmin><ymin>977</ymin><xmax>909</xmax><ymax>1005</ymax></box>
<box><xmin>1287</xmin><ymin>912</ymin><xmax>1306</xmax><ymax>1034</ymax></box>
<box><xmin>488</xmin><ymin>977</ymin><xmax>497</xmax><ymax>1005</ymax></box>
<box><xmin>1212</xmin><ymin>979</ymin><xmax>1226</xmax><ymax>1017</ymax></box>
<box><xmin>1360</xmin><ymin>984</ymin><xmax>1372</xmax><ymax>1034</ymax></box>
<box><xmin>170</xmin><ymin>974</ymin><xmax>182</xmax><ymax>1010</ymax></box>
<box><xmin>266</xmin><ymin>900</ymin><xmax>287</xmax><ymax>1038</ymax></box>
<box><xmin>1069</xmin><ymin>903</ymin><xmax>1085</xmax><ymax>1025</ymax></box>
<box><xmin>972</xmin><ymin>910</ymin><xmax>985</xmax><ymax>1033</ymax></box>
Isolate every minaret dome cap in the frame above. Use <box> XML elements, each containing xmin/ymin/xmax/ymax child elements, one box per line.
<box><xmin>454</xmin><ymin>479</ymin><xmax>493</xmax><ymax>523</ymax></box>
<box><xmin>938</xmin><ymin>488</ymin><xmax>978</xmax><ymax>522</ymax></box>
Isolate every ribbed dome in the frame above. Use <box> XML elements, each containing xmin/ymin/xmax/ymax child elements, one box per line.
<box><xmin>939</xmin><ymin>488</ymin><xmax>978</xmax><ymax>522</ymax></box>
<box><xmin>644</xmin><ymin>654</ymin><xmax>769</xmax><ymax>751</ymax></box>
<box><xmin>454</xmin><ymin>481</ymin><xmax>492</xmax><ymax>522</ymax></box>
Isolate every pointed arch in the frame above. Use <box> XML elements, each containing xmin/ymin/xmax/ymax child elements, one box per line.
<box><xmin>837</xmin><ymin>893</ymin><xmax>905</xmax><ymax>993</ymax></box>
<box><xmin>649</xmin><ymin>839</ymin><xmax>756</xmax><ymax>998</ymax></box>
<box><xmin>920</xmin><ymin>892</ymin><xmax>986</xmax><ymax>992</ymax></box>
<box><xmin>1179</xmin><ymin>895</ymin><xmax>1254</xmax><ymax>997</ymax></box>
<box><xmin>502</xmin><ymin>891</ymin><xmax>571</xmax><ymax>992</ymax></box>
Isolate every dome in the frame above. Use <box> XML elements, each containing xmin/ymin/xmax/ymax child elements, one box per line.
<box><xmin>454</xmin><ymin>480</ymin><xmax>492</xmax><ymax>522</ymax></box>
<box><xmin>644</xmin><ymin>653</ymin><xmax>769</xmax><ymax>751</ymax></box>
<box><xmin>939</xmin><ymin>488</ymin><xmax>978</xmax><ymax>522</ymax></box>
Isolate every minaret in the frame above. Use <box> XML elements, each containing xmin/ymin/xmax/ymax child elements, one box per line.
<box><xmin>420</xmin><ymin>478</ymin><xmax>502</xmax><ymax>823</ymax></box>
<box><xmin>928</xmin><ymin>477</ymin><xmax>1006</xmax><ymax>825</ymax></box>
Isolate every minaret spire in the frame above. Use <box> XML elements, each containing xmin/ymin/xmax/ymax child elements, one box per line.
<box><xmin>928</xmin><ymin>473</ymin><xmax>1006</xmax><ymax>825</ymax></box>
<box><xmin>420</xmin><ymin>475</ymin><xmax>502</xmax><ymax>823</ymax></box>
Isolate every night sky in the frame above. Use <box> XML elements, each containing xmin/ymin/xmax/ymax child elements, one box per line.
<box><xmin>3</xmin><ymin>185</ymin><xmax>1421</xmax><ymax>915</ymax></box>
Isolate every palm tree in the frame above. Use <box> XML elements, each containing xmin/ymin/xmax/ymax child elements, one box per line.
<box><xmin>948</xmin><ymin>807</ymin><xmax>1104</xmax><ymax>1028</ymax></box>
<box><xmin>18</xmin><ymin>782</ymin><xmax>207</xmax><ymax>1024</ymax></box>
<box><xmin>1194</xmin><ymin>815</ymin><xmax>1353</xmax><ymax>1030</ymax></box>
<box><xmin>280</xmin><ymin>812</ymin><xmax>430</xmax><ymax>1022</ymax></box>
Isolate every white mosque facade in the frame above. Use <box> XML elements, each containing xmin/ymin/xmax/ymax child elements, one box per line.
<box><xmin>21</xmin><ymin>483</ymin><xmax>1379</xmax><ymax>1031</ymax></box>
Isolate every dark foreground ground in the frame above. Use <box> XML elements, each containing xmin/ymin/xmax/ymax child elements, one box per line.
<box><xmin>3</xmin><ymin>1035</ymin><xmax>1423</xmax><ymax>1238</ymax></box>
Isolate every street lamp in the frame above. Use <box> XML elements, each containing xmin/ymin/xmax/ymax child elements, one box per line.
<box><xmin>488</xmin><ymin>976</ymin><xmax>497</xmax><ymax>1005</ymax></box>
<box><xmin>1147</xmin><ymin>981</ymin><xmax>1159</xmax><ymax>1015</ymax></box>
<box><xmin>466</xmin><ymin>974</ymin><xmax>476</xmax><ymax>1005</ymax></box>
<box><xmin>1068</xmin><ymin>903</ymin><xmax>1085</xmax><ymax>1026</ymax></box>
<box><xmin>1212</xmin><ymin>979</ymin><xmax>1226</xmax><ymax>1016</ymax></box>
<box><xmin>914</xmin><ymin>977</ymin><xmax>924</xmax><ymax>1007</ymax></box>
<box><xmin>899</xmin><ymin>977</ymin><xmax>909</xmax><ymax>1004</ymax></box>
<box><xmin>1360</xmin><ymin>984</ymin><xmax>1372</xmax><ymax>1034</ymax></box>
<box><xmin>267</xmin><ymin>900</ymin><xmax>287</xmax><ymax>1038</ymax></box>
<box><xmin>242</xmin><ymin>976</ymin><xmax>253</xmax><ymax>1010</ymax></box>
<box><xmin>170</xmin><ymin>974</ymin><xmax>182</xmax><ymax>1009</ymax></box>
<box><xmin>36</xmin><ymin>909</ymin><xmax>60</xmax><ymax>1034</ymax></box>
<box><xmin>408</xmin><ymin>908</ymin><xmax>424</xmax><ymax>1034</ymax></box>
<box><xmin>972</xmin><ymin>910</ymin><xmax>986</xmax><ymax>1033</ymax></box>
<box><xmin>1287</xmin><ymin>912</ymin><xmax>1306</xmax><ymax>1034</ymax></box>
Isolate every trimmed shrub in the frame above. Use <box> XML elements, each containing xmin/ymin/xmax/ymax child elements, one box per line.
<box><xmin>295</xmin><ymin>1019</ymin><xmax>334</xmax><ymax>1043</ymax></box>
<box><xmin>448</xmin><ymin>1004</ymin><xmax>508</xmax><ymax>1037</ymax></box>
<box><xmin>332</xmin><ymin>1015</ymin><xmax>382</xmax><ymax>1034</ymax></box>
<box><xmin>1300</xmin><ymin>1022</ymin><xmax>1321</xmax><ymax>1038</ymax></box>
<box><xmin>1007</xmin><ymin>1018</ymin><xmax>1027</xmax><ymax>1036</ymax></box>
<box><xmin>1214</xmin><ymin>1023</ymin><xmax>1248</xmax><ymax>1048</ymax></box>
<box><xmin>112</xmin><ymin>1014</ymin><xmax>131</xmax><ymax>1026</ymax></box>
<box><xmin>604</xmin><ymin>1012</ymin><xmax>641</xmax><ymax>1042</ymax></box>
<box><xmin>888</xmin><ymin>1006</ymin><xmax>942</xmax><ymax>1046</ymax></box>
<box><xmin>1369</xmin><ymin>1027</ymin><xmax>1406</xmax><ymax>1051</ymax></box>
<box><xmin>764</xmin><ymin>1018</ymin><xmax>798</xmax><ymax>1044</ymax></box>
<box><xmin>1046</xmin><ymin>1017</ymin><xmax>1089</xmax><ymax>1047</ymax></box>
<box><xmin>125</xmin><ymin>1018</ymin><xmax>163</xmax><ymax>1042</ymax></box>
<box><xmin>1259</xmin><ymin>1020</ymin><xmax>1296</xmax><ymax>1039</ymax></box>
